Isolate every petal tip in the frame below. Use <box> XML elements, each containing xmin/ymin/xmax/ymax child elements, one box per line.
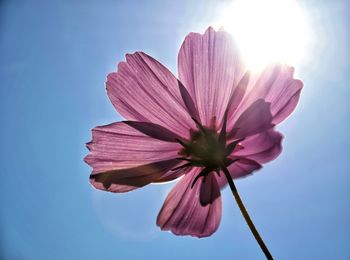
<box><xmin>205</xmin><ymin>26</ymin><xmax>216</xmax><ymax>34</ymax></box>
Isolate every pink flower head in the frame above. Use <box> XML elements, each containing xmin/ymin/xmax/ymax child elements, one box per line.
<box><xmin>85</xmin><ymin>27</ymin><xmax>303</xmax><ymax>238</ymax></box>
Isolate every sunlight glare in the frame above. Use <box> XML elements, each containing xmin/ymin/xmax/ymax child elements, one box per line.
<box><xmin>215</xmin><ymin>0</ymin><xmax>310</xmax><ymax>71</ymax></box>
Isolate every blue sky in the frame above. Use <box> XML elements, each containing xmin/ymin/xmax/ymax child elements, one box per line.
<box><xmin>0</xmin><ymin>0</ymin><xmax>349</xmax><ymax>259</ymax></box>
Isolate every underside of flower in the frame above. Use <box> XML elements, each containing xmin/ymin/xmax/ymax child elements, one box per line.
<box><xmin>174</xmin><ymin>114</ymin><xmax>243</xmax><ymax>188</ymax></box>
<box><xmin>85</xmin><ymin>27</ymin><xmax>303</xmax><ymax>242</ymax></box>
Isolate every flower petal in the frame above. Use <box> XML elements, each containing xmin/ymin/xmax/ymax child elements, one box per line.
<box><xmin>124</xmin><ymin>121</ymin><xmax>182</xmax><ymax>142</ymax></box>
<box><xmin>154</xmin><ymin>167</ymin><xmax>191</xmax><ymax>184</ymax></box>
<box><xmin>90</xmin><ymin>159</ymin><xmax>179</xmax><ymax>193</ymax></box>
<box><xmin>226</xmin><ymin>71</ymin><xmax>250</xmax><ymax>130</ymax></box>
<box><xmin>232</xmin><ymin>99</ymin><xmax>274</xmax><ymax>139</ymax></box>
<box><xmin>178</xmin><ymin>81</ymin><xmax>201</xmax><ymax>122</ymax></box>
<box><xmin>178</xmin><ymin>27</ymin><xmax>245</xmax><ymax>127</ymax></box>
<box><xmin>200</xmin><ymin>173</ymin><xmax>221</xmax><ymax>206</ymax></box>
<box><xmin>85</xmin><ymin>122</ymin><xmax>182</xmax><ymax>192</ymax></box>
<box><xmin>238</xmin><ymin>64</ymin><xmax>303</xmax><ymax>124</ymax></box>
<box><xmin>234</xmin><ymin>129</ymin><xmax>283</xmax><ymax>164</ymax></box>
<box><xmin>157</xmin><ymin>168</ymin><xmax>222</xmax><ymax>238</ymax></box>
<box><xmin>107</xmin><ymin>52</ymin><xmax>195</xmax><ymax>138</ymax></box>
<box><xmin>217</xmin><ymin>159</ymin><xmax>262</xmax><ymax>188</ymax></box>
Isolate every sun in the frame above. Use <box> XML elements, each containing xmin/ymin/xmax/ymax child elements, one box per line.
<box><xmin>215</xmin><ymin>0</ymin><xmax>310</xmax><ymax>71</ymax></box>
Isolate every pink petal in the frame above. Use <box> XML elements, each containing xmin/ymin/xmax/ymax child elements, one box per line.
<box><xmin>85</xmin><ymin>122</ymin><xmax>182</xmax><ymax>192</ymax></box>
<box><xmin>272</xmin><ymin>85</ymin><xmax>302</xmax><ymax>124</ymax></box>
<box><xmin>124</xmin><ymin>121</ymin><xmax>182</xmax><ymax>142</ymax></box>
<box><xmin>238</xmin><ymin>64</ymin><xmax>303</xmax><ymax>125</ymax></box>
<box><xmin>216</xmin><ymin>159</ymin><xmax>262</xmax><ymax>188</ymax></box>
<box><xmin>178</xmin><ymin>27</ymin><xmax>246</xmax><ymax>127</ymax></box>
<box><xmin>178</xmin><ymin>81</ymin><xmax>201</xmax><ymax>122</ymax></box>
<box><xmin>226</xmin><ymin>72</ymin><xmax>250</xmax><ymax>130</ymax></box>
<box><xmin>231</xmin><ymin>99</ymin><xmax>274</xmax><ymax>139</ymax></box>
<box><xmin>157</xmin><ymin>168</ymin><xmax>222</xmax><ymax>238</ymax></box>
<box><xmin>90</xmin><ymin>159</ymin><xmax>179</xmax><ymax>193</ymax></box>
<box><xmin>234</xmin><ymin>129</ymin><xmax>283</xmax><ymax>164</ymax></box>
<box><xmin>107</xmin><ymin>52</ymin><xmax>195</xmax><ymax>138</ymax></box>
<box><xmin>154</xmin><ymin>167</ymin><xmax>191</xmax><ymax>184</ymax></box>
<box><xmin>200</xmin><ymin>173</ymin><xmax>221</xmax><ymax>206</ymax></box>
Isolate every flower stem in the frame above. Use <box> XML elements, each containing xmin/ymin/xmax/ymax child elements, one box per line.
<box><xmin>222</xmin><ymin>167</ymin><xmax>274</xmax><ymax>260</ymax></box>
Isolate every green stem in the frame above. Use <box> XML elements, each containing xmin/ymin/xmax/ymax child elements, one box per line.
<box><xmin>222</xmin><ymin>167</ymin><xmax>274</xmax><ymax>260</ymax></box>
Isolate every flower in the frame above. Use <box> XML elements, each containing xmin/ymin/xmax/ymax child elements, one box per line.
<box><xmin>85</xmin><ymin>27</ymin><xmax>303</xmax><ymax>238</ymax></box>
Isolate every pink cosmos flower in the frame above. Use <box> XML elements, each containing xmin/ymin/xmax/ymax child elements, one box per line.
<box><xmin>85</xmin><ymin>27</ymin><xmax>303</xmax><ymax>239</ymax></box>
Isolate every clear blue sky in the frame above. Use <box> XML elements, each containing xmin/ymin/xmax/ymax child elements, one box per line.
<box><xmin>1</xmin><ymin>0</ymin><xmax>349</xmax><ymax>259</ymax></box>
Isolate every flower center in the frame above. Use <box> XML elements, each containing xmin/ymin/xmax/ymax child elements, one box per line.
<box><xmin>179</xmin><ymin>128</ymin><xmax>228</xmax><ymax>169</ymax></box>
<box><xmin>173</xmin><ymin>116</ymin><xmax>243</xmax><ymax>188</ymax></box>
